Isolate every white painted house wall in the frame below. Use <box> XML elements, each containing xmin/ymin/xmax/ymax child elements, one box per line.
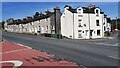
<box><xmin>61</xmin><ymin>7</ymin><xmax>74</xmax><ymax>38</ymax></box>
<box><xmin>61</xmin><ymin>6</ymin><xmax>107</xmax><ymax>39</ymax></box>
<box><xmin>106</xmin><ymin>23</ymin><xmax>111</xmax><ymax>32</ymax></box>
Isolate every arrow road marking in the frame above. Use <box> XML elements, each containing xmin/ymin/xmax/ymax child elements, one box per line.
<box><xmin>0</xmin><ymin>60</ymin><xmax>23</xmax><ymax>68</ymax></box>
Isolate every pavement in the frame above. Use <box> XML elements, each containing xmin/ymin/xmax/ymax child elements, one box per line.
<box><xmin>0</xmin><ymin>29</ymin><xmax>2</xmax><ymax>41</ymax></box>
<box><xmin>118</xmin><ymin>31</ymin><xmax>120</xmax><ymax>44</ymax></box>
<box><xmin>0</xmin><ymin>41</ymin><xmax>81</xmax><ymax>68</ymax></box>
<box><xmin>2</xmin><ymin>32</ymin><xmax>120</xmax><ymax>67</ymax></box>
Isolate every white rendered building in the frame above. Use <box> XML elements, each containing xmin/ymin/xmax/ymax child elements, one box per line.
<box><xmin>61</xmin><ymin>4</ymin><xmax>109</xmax><ymax>39</ymax></box>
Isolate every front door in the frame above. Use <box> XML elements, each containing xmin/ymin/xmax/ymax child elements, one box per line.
<box><xmin>90</xmin><ymin>30</ymin><xmax>93</xmax><ymax>38</ymax></box>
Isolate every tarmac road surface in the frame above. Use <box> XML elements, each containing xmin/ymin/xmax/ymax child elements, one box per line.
<box><xmin>2</xmin><ymin>32</ymin><xmax>119</xmax><ymax>67</ymax></box>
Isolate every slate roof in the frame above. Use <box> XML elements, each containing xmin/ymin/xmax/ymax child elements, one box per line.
<box><xmin>33</xmin><ymin>13</ymin><xmax>52</xmax><ymax>21</ymax></box>
<box><xmin>7</xmin><ymin>12</ymin><xmax>54</xmax><ymax>25</ymax></box>
<box><xmin>64</xmin><ymin>5</ymin><xmax>104</xmax><ymax>14</ymax></box>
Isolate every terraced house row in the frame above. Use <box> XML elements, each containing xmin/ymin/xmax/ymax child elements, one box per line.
<box><xmin>4</xmin><ymin>7</ymin><xmax>61</xmax><ymax>35</ymax></box>
<box><xmin>4</xmin><ymin>4</ymin><xmax>111</xmax><ymax>39</ymax></box>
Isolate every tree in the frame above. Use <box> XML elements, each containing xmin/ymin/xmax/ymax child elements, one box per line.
<box><xmin>111</xmin><ymin>18</ymin><xmax>120</xmax><ymax>30</ymax></box>
<box><xmin>107</xmin><ymin>18</ymin><xmax>111</xmax><ymax>23</ymax></box>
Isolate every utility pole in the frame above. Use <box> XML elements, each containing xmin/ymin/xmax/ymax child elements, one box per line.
<box><xmin>116</xmin><ymin>17</ymin><xmax>118</xmax><ymax>30</ymax></box>
<box><xmin>109</xmin><ymin>17</ymin><xmax>113</xmax><ymax>32</ymax></box>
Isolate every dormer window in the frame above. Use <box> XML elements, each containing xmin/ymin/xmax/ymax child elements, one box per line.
<box><xmin>78</xmin><ymin>9</ymin><xmax>81</xmax><ymax>11</ymax></box>
<box><xmin>77</xmin><ymin>7</ymin><xmax>83</xmax><ymax>14</ymax></box>
<box><xmin>65</xmin><ymin>7</ymin><xmax>70</xmax><ymax>10</ymax></box>
<box><xmin>95</xmin><ymin>9</ymin><xmax>100</xmax><ymax>16</ymax></box>
<box><xmin>96</xmin><ymin>10</ymin><xmax>99</xmax><ymax>16</ymax></box>
<box><xmin>96</xmin><ymin>10</ymin><xmax>98</xmax><ymax>13</ymax></box>
<box><xmin>78</xmin><ymin>9</ymin><xmax>81</xmax><ymax>14</ymax></box>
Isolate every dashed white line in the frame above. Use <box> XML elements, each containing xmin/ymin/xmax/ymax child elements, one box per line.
<box><xmin>109</xmin><ymin>56</ymin><xmax>120</xmax><ymax>60</ymax></box>
<box><xmin>89</xmin><ymin>42</ymin><xmax>119</xmax><ymax>47</ymax></box>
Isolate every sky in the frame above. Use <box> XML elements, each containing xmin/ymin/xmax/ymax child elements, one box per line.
<box><xmin>1</xmin><ymin>2</ymin><xmax>119</xmax><ymax>22</ymax></box>
<box><xmin>1</xmin><ymin>0</ymin><xmax>120</xmax><ymax>2</ymax></box>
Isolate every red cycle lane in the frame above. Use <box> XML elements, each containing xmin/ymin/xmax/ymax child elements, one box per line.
<box><xmin>0</xmin><ymin>42</ymin><xmax>83</xmax><ymax>68</ymax></box>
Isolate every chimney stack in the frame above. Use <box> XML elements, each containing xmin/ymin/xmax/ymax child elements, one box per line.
<box><xmin>54</xmin><ymin>6</ymin><xmax>60</xmax><ymax>13</ymax></box>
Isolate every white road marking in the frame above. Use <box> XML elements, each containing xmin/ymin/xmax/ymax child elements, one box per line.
<box><xmin>109</xmin><ymin>56</ymin><xmax>120</xmax><ymax>60</ymax></box>
<box><xmin>89</xmin><ymin>42</ymin><xmax>119</xmax><ymax>47</ymax></box>
<box><xmin>114</xmin><ymin>43</ymin><xmax>119</xmax><ymax>46</ymax></box>
<box><xmin>14</xmin><ymin>43</ymin><xmax>32</xmax><ymax>49</ymax></box>
<box><xmin>0</xmin><ymin>42</ymin><xmax>32</xmax><ymax>54</ymax></box>
<box><xmin>0</xmin><ymin>60</ymin><xmax>23</xmax><ymax>67</ymax></box>
<box><xmin>0</xmin><ymin>48</ymin><xmax>28</xmax><ymax>54</ymax></box>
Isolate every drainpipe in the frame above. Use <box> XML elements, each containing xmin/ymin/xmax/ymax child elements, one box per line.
<box><xmin>102</xmin><ymin>15</ymin><xmax>104</xmax><ymax>38</ymax></box>
<box><xmin>54</xmin><ymin>10</ymin><xmax>57</xmax><ymax>34</ymax></box>
<box><xmin>88</xmin><ymin>13</ymin><xmax>91</xmax><ymax>39</ymax></box>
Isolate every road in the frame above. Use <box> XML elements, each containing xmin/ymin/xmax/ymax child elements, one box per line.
<box><xmin>2</xmin><ymin>32</ymin><xmax>119</xmax><ymax>67</ymax></box>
